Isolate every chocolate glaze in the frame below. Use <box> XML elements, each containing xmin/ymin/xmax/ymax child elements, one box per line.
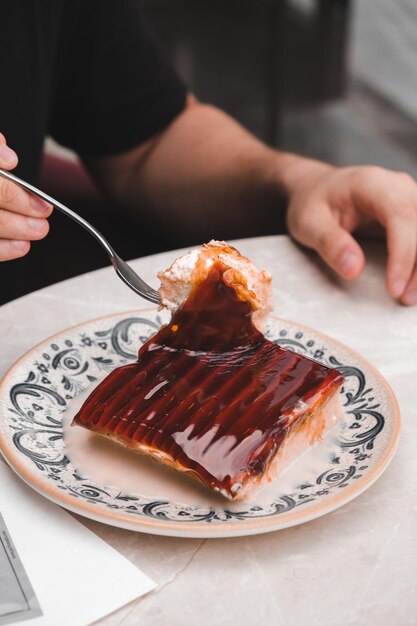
<box><xmin>73</xmin><ymin>263</ymin><xmax>343</xmax><ymax>497</ymax></box>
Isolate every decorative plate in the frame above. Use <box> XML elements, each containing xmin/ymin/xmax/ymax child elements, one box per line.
<box><xmin>0</xmin><ymin>310</ymin><xmax>400</xmax><ymax>538</ymax></box>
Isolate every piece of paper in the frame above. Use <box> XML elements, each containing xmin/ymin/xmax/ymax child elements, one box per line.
<box><xmin>0</xmin><ymin>464</ymin><xmax>156</xmax><ymax>626</ymax></box>
<box><xmin>0</xmin><ymin>511</ymin><xmax>42</xmax><ymax>625</ymax></box>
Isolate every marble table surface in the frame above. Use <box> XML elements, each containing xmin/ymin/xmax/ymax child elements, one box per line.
<box><xmin>1</xmin><ymin>235</ymin><xmax>415</xmax><ymax>626</ymax></box>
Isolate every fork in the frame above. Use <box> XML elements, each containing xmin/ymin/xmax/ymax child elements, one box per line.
<box><xmin>0</xmin><ymin>168</ymin><xmax>160</xmax><ymax>304</ymax></box>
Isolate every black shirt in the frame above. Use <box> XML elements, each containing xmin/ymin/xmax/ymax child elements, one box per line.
<box><xmin>0</xmin><ymin>0</ymin><xmax>186</xmax><ymax>182</ymax></box>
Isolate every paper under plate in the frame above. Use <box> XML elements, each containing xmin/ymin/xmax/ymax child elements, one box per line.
<box><xmin>0</xmin><ymin>310</ymin><xmax>400</xmax><ymax>538</ymax></box>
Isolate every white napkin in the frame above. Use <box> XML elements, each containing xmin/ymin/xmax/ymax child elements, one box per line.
<box><xmin>0</xmin><ymin>463</ymin><xmax>156</xmax><ymax>626</ymax></box>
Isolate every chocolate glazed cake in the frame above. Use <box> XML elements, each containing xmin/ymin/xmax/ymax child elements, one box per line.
<box><xmin>73</xmin><ymin>255</ymin><xmax>344</xmax><ymax>500</ymax></box>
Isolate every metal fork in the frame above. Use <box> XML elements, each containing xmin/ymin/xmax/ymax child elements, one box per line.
<box><xmin>0</xmin><ymin>168</ymin><xmax>160</xmax><ymax>304</ymax></box>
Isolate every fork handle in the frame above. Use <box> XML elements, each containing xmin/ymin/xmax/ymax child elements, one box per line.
<box><xmin>0</xmin><ymin>168</ymin><xmax>116</xmax><ymax>262</ymax></box>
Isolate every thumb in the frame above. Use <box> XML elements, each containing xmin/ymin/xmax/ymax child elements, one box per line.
<box><xmin>0</xmin><ymin>133</ymin><xmax>18</xmax><ymax>170</ymax></box>
<box><xmin>292</xmin><ymin>203</ymin><xmax>365</xmax><ymax>280</ymax></box>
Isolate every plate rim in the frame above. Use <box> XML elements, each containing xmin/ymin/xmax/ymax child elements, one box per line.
<box><xmin>0</xmin><ymin>309</ymin><xmax>401</xmax><ymax>538</ymax></box>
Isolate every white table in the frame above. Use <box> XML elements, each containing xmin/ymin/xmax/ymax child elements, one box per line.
<box><xmin>1</xmin><ymin>235</ymin><xmax>415</xmax><ymax>626</ymax></box>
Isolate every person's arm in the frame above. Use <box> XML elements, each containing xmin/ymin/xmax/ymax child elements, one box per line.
<box><xmin>85</xmin><ymin>97</ymin><xmax>417</xmax><ymax>306</ymax></box>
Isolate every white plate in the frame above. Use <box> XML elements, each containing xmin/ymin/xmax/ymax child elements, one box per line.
<box><xmin>0</xmin><ymin>310</ymin><xmax>400</xmax><ymax>538</ymax></box>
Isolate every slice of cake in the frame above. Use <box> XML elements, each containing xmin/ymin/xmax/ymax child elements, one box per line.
<box><xmin>73</xmin><ymin>241</ymin><xmax>344</xmax><ymax>500</ymax></box>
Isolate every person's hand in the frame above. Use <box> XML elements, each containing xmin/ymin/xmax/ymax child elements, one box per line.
<box><xmin>0</xmin><ymin>134</ymin><xmax>52</xmax><ymax>261</ymax></box>
<box><xmin>283</xmin><ymin>157</ymin><xmax>417</xmax><ymax>305</ymax></box>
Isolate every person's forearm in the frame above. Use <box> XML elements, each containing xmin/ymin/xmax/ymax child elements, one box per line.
<box><xmin>101</xmin><ymin>101</ymin><xmax>308</xmax><ymax>237</ymax></box>
<box><xmin>85</xmin><ymin>99</ymin><xmax>417</xmax><ymax>306</ymax></box>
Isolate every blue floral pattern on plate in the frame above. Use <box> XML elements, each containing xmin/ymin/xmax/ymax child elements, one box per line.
<box><xmin>0</xmin><ymin>311</ymin><xmax>399</xmax><ymax>535</ymax></box>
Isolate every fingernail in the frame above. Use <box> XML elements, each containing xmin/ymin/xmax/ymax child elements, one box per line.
<box><xmin>338</xmin><ymin>251</ymin><xmax>359</xmax><ymax>277</ymax></box>
<box><xmin>391</xmin><ymin>277</ymin><xmax>407</xmax><ymax>298</ymax></box>
<box><xmin>30</xmin><ymin>194</ymin><xmax>51</xmax><ymax>214</ymax></box>
<box><xmin>26</xmin><ymin>217</ymin><xmax>46</xmax><ymax>235</ymax></box>
<box><xmin>0</xmin><ymin>143</ymin><xmax>17</xmax><ymax>166</ymax></box>
<box><xmin>402</xmin><ymin>290</ymin><xmax>417</xmax><ymax>306</ymax></box>
<box><xmin>11</xmin><ymin>240</ymin><xmax>27</xmax><ymax>251</ymax></box>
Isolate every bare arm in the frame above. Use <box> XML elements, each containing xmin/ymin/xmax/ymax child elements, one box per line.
<box><xmin>84</xmin><ymin>97</ymin><xmax>417</xmax><ymax>305</ymax></box>
<box><xmin>2</xmin><ymin>97</ymin><xmax>416</xmax><ymax>305</ymax></box>
<box><xmin>84</xmin><ymin>98</ymin><xmax>289</xmax><ymax>239</ymax></box>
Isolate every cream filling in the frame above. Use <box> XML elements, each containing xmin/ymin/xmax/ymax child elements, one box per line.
<box><xmin>88</xmin><ymin>390</ymin><xmax>342</xmax><ymax>501</ymax></box>
<box><xmin>230</xmin><ymin>391</ymin><xmax>343</xmax><ymax>500</ymax></box>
